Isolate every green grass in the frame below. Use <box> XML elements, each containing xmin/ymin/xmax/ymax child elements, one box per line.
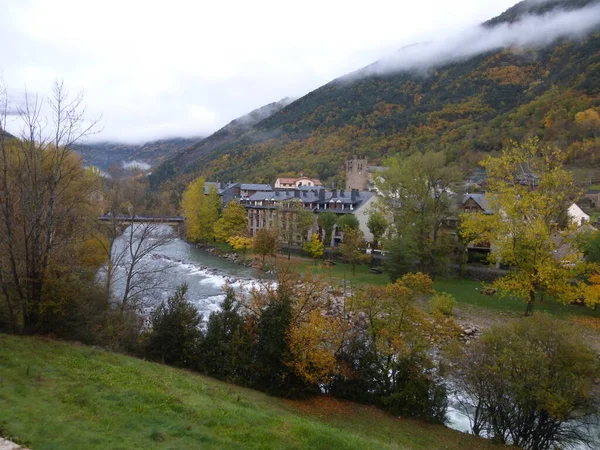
<box><xmin>0</xmin><ymin>334</ymin><xmax>504</xmax><ymax>450</ymax></box>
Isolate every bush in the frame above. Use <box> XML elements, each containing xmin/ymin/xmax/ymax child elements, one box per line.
<box><xmin>429</xmin><ymin>292</ymin><xmax>456</xmax><ymax>316</ymax></box>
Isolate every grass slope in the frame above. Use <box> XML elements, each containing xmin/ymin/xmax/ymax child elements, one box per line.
<box><xmin>0</xmin><ymin>334</ymin><xmax>504</xmax><ymax>450</ymax></box>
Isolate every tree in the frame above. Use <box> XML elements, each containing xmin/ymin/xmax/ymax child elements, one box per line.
<box><xmin>336</xmin><ymin>214</ymin><xmax>359</xmax><ymax>231</ymax></box>
<box><xmin>377</xmin><ymin>151</ymin><xmax>461</xmax><ymax>279</ymax></box>
<box><xmin>253</xmin><ymin>228</ymin><xmax>277</xmax><ymax>264</ymax></box>
<box><xmin>296</xmin><ymin>209</ymin><xmax>316</xmax><ymax>244</ymax></box>
<box><xmin>334</xmin><ymin>273</ymin><xmax>453</xmax><ymax>423</ymax></box>
<box><xmin>338</xmin><ymin>228</ymin><xmax>368</xmax><ymax>274</ymax></box>
<box><xmin>144</xmin><ymin>284</ymin><xmax>203</xmax><ymax>368</ymax></box>
<box><xmin>367</xmin><ymin>210</ymin><xmax>388</xmax><ymax>250</ymax></box>
<box><xmin>318</xmin><ymin>211</ymin><xmax>337</xmax><ymax>246</ymax></box>
<box><xmin>451</xmin><ymin>314</ymin><xmax>599</xmax><ymax>450</ymax></box>
<box><xmin>303</xmin><ymin>233</ymin><xmax>324</xmax><ymax>261</ymax></box>
<box><xmin>181</xmin><ymin>177</ymin><xmax>219</xmax><ymax>243</ymax></box>
<box><xmin>227</xmin><ymin>235</ymin><xmax>254</xmax><ymax>260</ymax></box>
<box><xmin>460</xmin><ymin>139</ymin><xmax>581</xmax><ymax>315</ymax></box>
<box><xmin>214</xmin><ymin>200</ymin><xmax>248</xmax><ymax>242</ymax></box>
<box><xmin>201</xmin><ymin>285</ymin><xmax>252</xmax><ymax>381</ymax></box>
<box><xmin>0</xmin><ymin>80</ymin><xmax>102</xmax><ymax>333</ymax></box>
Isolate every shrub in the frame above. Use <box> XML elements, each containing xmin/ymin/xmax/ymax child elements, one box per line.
<box><xmin>429</xmin><ymin>292</ymin><xmax>456</xmax><ymax>316</ymax></box>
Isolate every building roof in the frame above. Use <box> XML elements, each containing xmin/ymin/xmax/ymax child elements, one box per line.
<box><xmin>462</xmin><ymin>193</ymin><xmax>493</xmax><ymax>214</ymax></box>
<box><xmin>275</xmin><ymin>176</ymin><xmax>322</xmax><ymax>185</ymax></box>
<box><xmin>240</xmin><ymin>184</ymin><xmax>272</xmax><ymax>191</ymax></box>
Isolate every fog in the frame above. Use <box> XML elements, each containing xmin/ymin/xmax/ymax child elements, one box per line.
<box><xmin>355</xmin><ymin>3</ymin><xmax>600</xmax><ymax>78</ymax></box>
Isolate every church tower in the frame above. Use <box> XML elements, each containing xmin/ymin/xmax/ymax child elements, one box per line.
<box><xmin>345</xmin><ymin>156</ymin><xmax>368</xmax><ymax>191</ymax></box>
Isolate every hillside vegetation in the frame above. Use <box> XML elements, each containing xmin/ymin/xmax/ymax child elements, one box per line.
<box><xmin>0</xmin><ymin>334</ymin><xmax>504</xmax><ymax>450</ymax></box>
<box><xmin>150</xmin><ymin>0</ymin><xmax>600</xmax><ymax>188</ymax></box>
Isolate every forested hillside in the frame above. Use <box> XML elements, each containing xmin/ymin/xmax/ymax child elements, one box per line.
<box><xmin>150</xmin><ymin>0</ymin><xmax>600</xmax><ymax>189</ymax></box>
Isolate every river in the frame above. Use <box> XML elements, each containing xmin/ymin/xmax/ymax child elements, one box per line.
<box><xmin>111</xmin><ymin>226</ymin><xmax>264</xmax><ymax>318</ymax></box>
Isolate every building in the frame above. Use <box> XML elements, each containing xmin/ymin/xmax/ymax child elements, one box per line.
<box><xmin>274</xmin><ymin>176</ymin><xmax>322</xmax><ymax>189</ymax></box>
<box><xmin>345</xmin><ymin>157</ymin><xmax>368</xmax><ymax>191</ymax></box>
<box><xmin>461</xmin><ymin>193</ymin><xmax>493</xmax><ymax>214</ymax></box>
<box><xmin>345</xmin><ymin>157</ymin><xmax>386</xmax><ymax>192</ymax></box>
<box><xmin>204</xmin><ymin>182</ymin><xmax>272</xmax><ymax>205</ymax></box>
<box><xmin>241</xmin><ymin>187</ymin><xmax>376</xmax><ymax>246</ymax></box>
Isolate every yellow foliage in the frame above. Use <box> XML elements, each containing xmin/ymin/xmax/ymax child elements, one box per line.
<box><xmin>227</xmin><ymin>235</ymin><xmax>254</xmax><ymax>251</ymax></box>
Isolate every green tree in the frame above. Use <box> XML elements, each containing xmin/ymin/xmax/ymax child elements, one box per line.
<box><xmin>460</xmin><ymin>139</ymin><xmax>581</xmax><ymax>315</ymax></box>
<box><xmin>338</xmin><ymin>228</ymin><xmax>368</xmax><ymax>274</ymax></box>
<box><xmin>214</xmin><ymin>200</ymin><xmax>248</xmax><ymax>242</ymax></box>
<box><xmin>336</xmin><ymin>214</ymin><xmax>359</xmax><ymax>231</ymax></box>
<box><xmin>253</xmin><ymin>228</ymin><xmax>277</xmax><ymax>264</ymax></box>
<box><xmin>296</xmin><ymin>209</ymin><xmax>316</xmax><ymax>244</ymax></box>
<box><xmin>367</xmin><ymin>211</ymin><xmax>388</xmax><ymax>250</ymax></box>
<box><xmin>201</xmin><ymin>285</ymin><xmax>252</xmax><ymax>382</ymax></box>
<box><xmin>377</xmin><ymin>151</ymin><xmax>462</xmax><ymax>279</ymax></box>
<box><xmin>451</xmin><ymin>314</ymin><xmax>599</xmax><ymax>450</ymax></box>
<box><xmin>144</xmin><ymin>284</ymin><xmax>203</xmax><ymax>368</ymax></box>
<box><xmin>303</xmin><ymin>233</ymin><xmax>324</xmax><ymax>261</ymax></box>
<box><xmin>318</xmin><ymin>211</ymin><xmax>337</xmax><ymax>246</ymax></box>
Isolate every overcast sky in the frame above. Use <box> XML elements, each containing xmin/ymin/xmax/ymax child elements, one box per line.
<box><xmin>1</xmin><ymin>0</ymin><xmax>521</xmax><ymax>143</ymax></box>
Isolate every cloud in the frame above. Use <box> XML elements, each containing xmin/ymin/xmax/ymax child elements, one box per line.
<box><xmin>354</xmin><ymin>3</ymin><xmax>600</xmax><ymax>78</ymax></box>
<box><xmin>122</xmin><ymin>160</ymin><xmax>151</xmax><ymax>171</ymax></box>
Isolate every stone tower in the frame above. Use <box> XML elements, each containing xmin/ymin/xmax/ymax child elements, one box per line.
<box><xmin>345</xmin><ymin>156</ymin><xmax>368</xmax><ymax>191</ymax></box>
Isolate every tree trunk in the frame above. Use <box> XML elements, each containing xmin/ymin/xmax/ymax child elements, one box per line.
<box><xmin>525</xmin><ymin>290</ymin><xmax>535</xmax><ymax>316</ymax></box>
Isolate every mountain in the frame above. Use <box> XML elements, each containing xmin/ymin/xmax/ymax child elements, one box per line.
<box><xmin>150</xmin><ymin>0</ymin><xmax>600</xmax><ymax>189</ymax></box>
<box><xmin>73</xmin><ymin>136</ymin><xmax>204</xmax><ymax>172</ymax></box>
<box><xmin>149</xmin><ymin>97</ymin><xmax>294</xmax><ymax>187</ymax></box>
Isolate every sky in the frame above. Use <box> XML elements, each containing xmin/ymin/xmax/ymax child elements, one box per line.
<box><xmin>0</xmin><ymin>0</ymin><xmax>546</xmax><ymax>143</ymax></box>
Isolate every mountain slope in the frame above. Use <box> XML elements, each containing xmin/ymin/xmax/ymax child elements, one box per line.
<box><xmin>73</xmin><ymin>136</ymin><xmax>204</xmax><ymax>172</ymax></box>
<box><xmin>149</xmin><ymin>97</ymin><xmax>294</xmax><ymax>186</ymax></box>
<box><xmin>150</xmin><ymin>0</ymin><xmax>600</xmax><ymax>189</ymax></box>
<box><xmin>0</xmin><ymin>334</ymin><xmax>500</xmax><ymax>450</ymax></box>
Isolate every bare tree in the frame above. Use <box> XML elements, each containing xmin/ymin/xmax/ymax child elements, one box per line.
<box><xmin>96</xmin><ymin>177</ymin><xmax>174</xmax><ymax>314</ymax></box>
<box><xmin>0</xmin><ymin>80</ymin><xmax>101</xmax><ymax>332</ymax></box>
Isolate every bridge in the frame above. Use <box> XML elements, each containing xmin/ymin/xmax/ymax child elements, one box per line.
<box><xmin>98</xmin><ymin>215</ymin><xmax>184</xmax><ymax>227</ymax></box>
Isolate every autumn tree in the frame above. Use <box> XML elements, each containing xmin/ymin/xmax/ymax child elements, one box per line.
<box><xmin>377</xmin><ymin>151</ymin><xmax>461</xmax><ymax>279</ymax></box>
<box><xmin>227</xmin><ymin>235</ymin><xmax>254</xmax><ymax>260</ymax></box>
<box><xmin>332</xmin><ymin>273</ymin><xmax>453</xmax><ymax>422</ymax></box>
<box><xmin>253</xmin><ymin>228</ymin><xmax>277</xmax><ymax>264</ymax></box>
<box><xmin>460</xmin><ymin>139</ymin><xmax>581</xmax><ymax>315</ymax></box>
<box><xmin>318</xmin><ymin>211</ymin><xmax>337</xmax><ymax>246</ymax></box>
<box><xmin>181</xmin><ymin>177</ymin><xmax>219</xmax><ymax>243</ymax></box>
<box><xmin>303</xmin><ymin>233</ymin><xmax>324</xmax><ymax>261</ymax></box>
<box><xmin>367</xmin><ymin>210</ymin><xmax>388</xmax><ymax>250</ymax></box>
<box><xmin>214</xmin><ymin>200</ymin><xmax>248</xmax><ymax>242</ymax></box>
<box><xmin>0</xmin><ymin>81</ymin><xmax>103</xmax><ymax>334</ymax></box>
